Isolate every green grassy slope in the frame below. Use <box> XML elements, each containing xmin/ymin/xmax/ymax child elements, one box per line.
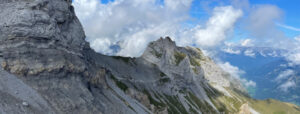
<box><xmin>249</xmin><ymin>98</ymin><xmax>300</xmax><ymax>114</ymax></box>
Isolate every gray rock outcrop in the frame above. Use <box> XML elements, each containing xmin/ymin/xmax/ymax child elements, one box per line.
<box><xmin>0</xmin><ymin>0</ymin><xmax>87</xmax><ymax>76</ymax></box>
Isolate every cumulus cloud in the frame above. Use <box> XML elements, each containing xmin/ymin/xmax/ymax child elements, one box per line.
<box><xmin>275</xmin><ymin>69</ymin><xmax>294</xmax><ymax>82</ymax></box>
<box><xmin>194</xmin><ymin>6</ymin><xmax>243</xmax><ymax>48</ymax></box>
<box><xmin>279</xmin><ymin>80</ymin><xmax>296</xmax><ymax>92</ymax></box>
<box><xmin>246</xmin><ymin>5</ymin><xmax>282</xmax><ymax>38</ymax></box>
<box><xmin>218</xmin><ymin>62</ymin><xmax>256</xmax><ymax>87</ymax></box>
<box><xmin>221</xmin><ymin>48</ymin><xmax>241</xmax><ymax>54</ymax></box>
<box><xmin>219</xmin><ymin>62</ymin><xmax>245</xmax><ymax>78</ymax></box>
<box><xmin>73</xmin><ymin>0</ymin><xmax>192</xmax><ymax>56</ymax></box>
<box><xmin>89</xmin><ymin>38</ymin><xmax>113</xmax><ymax>54</ymax></box>
<box><xmin>73</xmin><ymin>0</ymin><xmax>242</xmax><ymax>57</ymax></box>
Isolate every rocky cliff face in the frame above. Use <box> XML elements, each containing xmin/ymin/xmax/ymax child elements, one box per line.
<box><xmin>1</xmin><ymin>0</ymin><xmax>299</xmax><ymax>114</ymax></box>
<box><xmin>0</xmin><ymin>0</ymin><xmax>89</xmax><ymax>77</ymax></box>
<box><xmin>0</xmin><ymin>0</ymin><xmax>130</xmax><ymax>113</ymax></box>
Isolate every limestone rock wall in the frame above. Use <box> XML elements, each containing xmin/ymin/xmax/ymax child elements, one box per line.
<box><xmin>0</xmin><ymin>0</ymin><xmax>88</xmax><ymax>76</ymax></box>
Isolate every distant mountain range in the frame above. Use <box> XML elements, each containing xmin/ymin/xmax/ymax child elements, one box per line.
<box><xmin>218</xmin><ymin>46</ymin><xmax>300</xmax><ymax>105</ymax></box>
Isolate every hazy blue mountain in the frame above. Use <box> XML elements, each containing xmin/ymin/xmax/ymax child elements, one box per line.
<box><xmin>218</xmin><ymin>46</ymin><xmax>300</xmax><ymax>105</ymax></box>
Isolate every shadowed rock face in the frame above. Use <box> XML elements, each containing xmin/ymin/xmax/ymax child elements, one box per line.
<box><xmin>0</xmin><ymin>0</ymin><xmax>88</xmax><ymax>76</ymax></box>
<box><xmin>0</xmin><ymin>1</ymin><xmax>153</xmax><ymax>114</ymax></box>
<box><xmin>0</xmin><ymin>1</ymin><xmax>113</xmax><ymax>113</ymax></box>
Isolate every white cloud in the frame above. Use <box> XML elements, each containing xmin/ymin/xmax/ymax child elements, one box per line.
<box><xmin>240</xmin><ymin>39</ymin><xmax>254</xmax><ymax>47</ymax></box>
<box><xmin>286</xmin><ymin>51</ymin><xmax>300</xmax><ymax>65</ymax></box>
<box><xmin>246</xmin><ymin>5</ymin><xmax>282</xmax><ymax>39</ymax></box>
<box><xmin>230</xmin><ymin>0</ymin><xmax>250</xmax><ymax>10</ymax></box>
<box><xmin>194</xmin><ymin>6</ymin><xmax>243</xmax><ymax>48</ymax></box>
<box><xmin>73</xmin><ymin>0</ymin><xmax>242</xmax><ymax>57</ymax></box>
<box><xmin>164</xmin><ymin>0</ymin><xmax>192</xmax><ymax>11</ymax></box>
<box><xmin>219</xmin><ymin>62</ymin><xmax>245</xmax><ymax>78</ymax></box>
<box><xmin>243</xmin><ymin>79</ymin><xmax>256</xmax><ymax>87</ymax></box>
<box><xmin>295</xmin><ymin>35</ymin><xmax>300</xmax><ymax>42</ymax></box>
<box><xmin>275</xmin><ymin>69</ymin><xmax>294</xmax><ymax>82</ymax></box>
<box><xmin>277</xmin><ymin>23</ymin><xmax>300</xmax><ymax>32</ymax></box>
<box><xmin>244</xmin><ymin>49</ymin><xmax>255</xmax><ymax>57</ymax></box>
<box><xmin>267</xmin><ymin>51</ymin><xmax>279</xmax><ymax>57</ymax></box>
<box><xmin>222</xmin><ymin>48</ymin><xmax>241</xmax><ymax>54</ymax></box>
<box><xmin>73</xmin><ymin>0</ymin><xmax>98</xmax><ymax>19</ymax></box>
<box><xmin>286</xmin><ymin>43</ymin><xmax>300</xmax><ymax>66</ymax></box>
<box><xmin>89</xmin><ymin>38</ymin><xmax>113</xmax><ymax>55</ymax></box>
<box><xmin>224</xmin><ymin>42</ymin><xmax>237</xmax><ymax>47</ymax></box>
<box><xmin>116</xmin><ymin>24</ymin><xmax>175</xmax><ymax>56</ymax></box>
<box><xmin>279</xmin><ymin>80</ymin><xmax>296</xmax><ymax>92</ymax></box>
<box><xmin>218</xmin><ymin>62</ymin><xmax>256</xmax><ymax>87</ymax></box>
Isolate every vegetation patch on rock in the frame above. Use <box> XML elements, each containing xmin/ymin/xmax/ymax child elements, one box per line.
<box><xmin>150</xmin><ymin>50</ymin><xmax>162</xmax><ymax>58</ymax></box>
<box><xmin>112</xmin><ymin>56</ymin><xmax>132</xmax><ymax>63</ymax></box>
<box><xmin>189</xmin><ymin>57</ymin><xmax>201</xmax><ymax>66</ymax></box>
<box><xmin>174</xmin><ymin>51</ymin><xmax>186</xmax><ymax>65</ymax></box>
<box><xmin>111</xmin><ymin>75</ymin><xmax>128</xmax><ymax>92</ymax></box>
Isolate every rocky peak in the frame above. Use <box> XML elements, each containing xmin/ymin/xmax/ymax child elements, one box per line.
<box><xmin>149</xmin><ymin>36</ymin><xmax>176</xmax><ymax>48</ymax></box>
<box><xmin>141</xmin><ymin>37</ymin><xmax>175</xmax><ymax>60</ymax></box>
<box><xmin>142</xmin><ymin>37</ymin><xmax>179</xmax><ymax>63</ymax></box>
<box><xmin>141</xmin><ymin>37</ymin><xmax>245</xmax><ymax>94</ymax></box>
<box><xmin>142</xmin><ymin>36</ymin><xmax>208</xmax><ymax>69</ymax></box>
<box><xmin>142</xmin><ymin>36</ymin><xmax>206</xmax><ymax>63</ymax></box>
<box><xmin>0</xmin><ymin>0</ymin><xmax>89</xmax><ymax>76</ymax></box>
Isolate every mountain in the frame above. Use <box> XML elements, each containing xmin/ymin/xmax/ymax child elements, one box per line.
<box><xmin>219</xmin><ymin>46</ymin><xmax>300</xmax><ymax>105</ymax></box>
<box><xmin>220</xmin><ymin>46</ymin><xmax>286</xmax><ymax>71</ymax></box>
<box><xmin>0</xmin><ymin>0</ymin><xmax>300</xmax><ymax>114</ymax></box>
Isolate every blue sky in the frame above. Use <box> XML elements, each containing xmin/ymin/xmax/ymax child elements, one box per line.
<box><xmin>96</xmin><ymin>0</ymin><xmax>300</xmax><ymax>41</ymax></box>
<box><xmin>190</xmin><ymin>0</ymin><xmax>300</xmax><ymax>41</ymax></box>
<box><xmin>270</xmin><ymin>0</ymin><xmax>300</xmax><ymax>37</ymax></box>
<box><xmin>253</xmin><ymin>0</ymin><xmax>300</xmax><ymax>38</ymax></box>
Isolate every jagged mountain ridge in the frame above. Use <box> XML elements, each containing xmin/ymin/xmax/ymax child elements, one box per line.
<box><xmin>0</xmin><ymin>0</ymin><xmax>299</xmax><ymax>114</ymax></box>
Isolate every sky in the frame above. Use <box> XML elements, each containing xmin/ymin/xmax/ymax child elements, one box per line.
<box><xmin>190</xmin><ymin>0</ymin><xmax>300</xmax><ymax>38</ymax></box>
<box><xmin>72</xmin><ymin>0</ymin><xmax>300</xmax><ymax>91</ymax></box>
<box><xmin>73</xmin><ymin>0</ymin><xmax>300</xmax><ymax>56</ymax></box>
